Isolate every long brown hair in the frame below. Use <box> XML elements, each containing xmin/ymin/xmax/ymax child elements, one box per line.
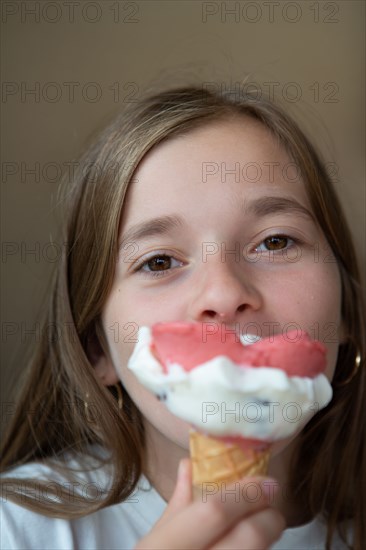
<box><xmin>1</xmin><ymin>86</ymin><xmax>365</xmax><ymax>548</ymax></box>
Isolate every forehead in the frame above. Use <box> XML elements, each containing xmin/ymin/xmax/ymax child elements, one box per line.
<box><xmin>121</xmin><ymin>117</ymin><xmax>309</xmax><ymax>226</ymax></box>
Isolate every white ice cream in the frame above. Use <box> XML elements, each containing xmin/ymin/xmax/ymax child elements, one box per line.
<box><xmin>128</xmin><ymin>327</ymin><xmax>333</xmax><ymax>442</ymax></box>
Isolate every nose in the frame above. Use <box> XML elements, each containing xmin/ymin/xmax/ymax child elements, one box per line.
<box><xmin>189</xmin><ymin>261</ymin><xmax>262</xmax><ymax>324</ymax></box>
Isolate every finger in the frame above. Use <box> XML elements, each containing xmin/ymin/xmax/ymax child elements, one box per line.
<box><xmin>155</xmin><ymin>459</ymin><xmax>193</xmax><ymax>526</ymax></box>
<box><xmin>166</xmin><ymin>458</ymin><xmax>193</xmax><ymax>514</ymax></box>
<box><xmin>210</xmin><ymin>508</ymin><xmax>286</xmax><ymax>550</ymax></box>
<box><xmin>137</xmin><ymin>477</ymin><xmax>275</xmax><ymax>550</ymax></box>
<box><xmin>193</xmin><ymin>475</ymin><xmax>277</xmax><ymax>506</ymax></box>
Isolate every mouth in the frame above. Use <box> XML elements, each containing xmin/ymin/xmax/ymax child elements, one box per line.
<box><xmin>199</xmin><ymin>322</ymin><xmax>262</xmax><ymax>343</ymax></box>
<box><xmin>239</xmin><ymin>333</ymin><xmax>261</xmax><ymax>346</ymax></box>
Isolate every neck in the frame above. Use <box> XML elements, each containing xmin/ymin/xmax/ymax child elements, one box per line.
<box><xmin>143</xmin><ymin>420</ymin><xmax>189</xmax><ymax>502</ymax></box>
<box><xmin>268</xmin><ymin>439</ymin><xmax>310</xmax><ymax>527</ymax></box>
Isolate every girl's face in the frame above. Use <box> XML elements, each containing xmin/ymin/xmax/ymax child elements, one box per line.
<box><xmin>100</xmin><ymin>117</ymin><xmax>342</xmax><ymax>464</ymax></box>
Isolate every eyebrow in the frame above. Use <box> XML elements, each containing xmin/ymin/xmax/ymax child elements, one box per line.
<box><xmin>244</xmin><ymin>196</ymin><xmax>314</xmax><ymax>221</ymax></box>
<box><xmin>119</xmin><ymin>214</ymin><xmax>185</xmax><ymax>249</ymax></box>
<box><xmin>118</xmin><ymin>196</ymin><xmax>314</xmax><ymax>251</ymax></box>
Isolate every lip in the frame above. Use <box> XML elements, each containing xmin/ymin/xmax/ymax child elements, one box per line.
<box><xmin>150</xmin><ymin>321</ymin><xmax>276</xmax><ymax>345</ymax></box>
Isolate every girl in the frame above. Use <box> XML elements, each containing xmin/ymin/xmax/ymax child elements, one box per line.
<box><xmin>1</xmin><ymin>86</ymin><xmax>365</xmax><ymax>549</ymax></box>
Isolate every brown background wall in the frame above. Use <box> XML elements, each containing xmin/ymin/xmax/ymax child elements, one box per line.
<box><xmin>1</xmin><ymin>1</ymin><xmax>365</xmax><ymax>408</ymax></box>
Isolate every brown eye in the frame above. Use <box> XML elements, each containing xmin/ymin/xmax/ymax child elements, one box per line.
<box><xmin>146</xmin><ymin>255</ymin><xmax>172</xmax><ymax>271</ymax></box>
<box><xmin>263</xmin><ymin>236</ymin><xmax>288</xmax><ymax>250</ymax></box>
<box><xmin>137</xmin><ymin>254</ymin><xmax>183</xmax><ymax>276</ymax></box>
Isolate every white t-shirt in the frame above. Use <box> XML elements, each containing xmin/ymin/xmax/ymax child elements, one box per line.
<box><xmin>0</xmin><ymin>456</ymin><xmax>350</xmax><ymax>550</ymax></box>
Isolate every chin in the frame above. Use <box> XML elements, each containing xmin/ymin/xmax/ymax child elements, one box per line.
<box><xmin>267</xmin><ymin>433</ymin><xmax>300</xmax><ymax>475</ymax></box>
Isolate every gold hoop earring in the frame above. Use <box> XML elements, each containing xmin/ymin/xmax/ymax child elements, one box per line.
<box><xmin>336</xmin><ymin>350</ymin><xmax>362</xmax><ymax>386</ymax></box>
<box><xmin>84</xmin><ymin>392</ymin><xmax>96</xmax><ymax>423</ymax></box>
<box><xmin>114</xmin><ymin>383</ymin><xmax>123</xmax><ymax>411</ymax></box>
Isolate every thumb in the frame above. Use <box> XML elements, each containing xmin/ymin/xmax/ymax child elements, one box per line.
<box><xmin>158</xmin><ymin>458</ymin><xmax>193</xmax><ymax>525</ymax></box>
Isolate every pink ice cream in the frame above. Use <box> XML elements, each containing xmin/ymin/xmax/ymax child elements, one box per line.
<box><xmin>128</xmin><ymin>323</ymin><xmax>333</xmax><ymax>443</ymax></box>
<box><xmin>151</xmin><ymin>323</ymin><xmax>326</xmax><ymax>377</ymax></box>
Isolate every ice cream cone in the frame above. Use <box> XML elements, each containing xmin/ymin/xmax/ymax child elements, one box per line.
<box><xmin>189</xmin><ymin>430</ymin><xmax>270</xmax><ymax>499</ymax></box>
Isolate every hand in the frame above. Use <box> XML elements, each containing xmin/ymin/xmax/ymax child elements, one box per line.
<box><xmin>135</xmin><ymin>459</ymin><xmax>285</xmax><ymax>549</ymax></box>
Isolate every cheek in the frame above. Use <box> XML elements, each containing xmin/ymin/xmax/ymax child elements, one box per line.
<box><xmin>119</xmin><ymin>363</ymin><xmax>191</xmax><ymax>449</ymax></box>
<box><xmin>302</xmin><ymin>264</ymin><xmax>342</xmax><ymax>381</ymax></box>
<box><xmin>102</xmin><ymin>290</ymin><xmax>142</xmax><ymax>360</ymax></box>
<box><xmin>325</xmin><ymin>346</ymin><xmax>339</xmax><ymax>382</ymax></box>
<box><xmin>104</xmin><ymin>283</ymin><xmax>188</xmax><ymax>339</ymax></box>
<box><xmin>102</xmin><ymin>297</ymin><xmax>191</xmax><ymax>449</ymax></box>
<box><xmin>263</xmin><ymin>262</ymin><xmax>342</xmax><ymax>378</ymax></box>
<box><xmin>269</xmin><ymin>269</ymin><xmax>340</xmax><ymax>324</ymax></box>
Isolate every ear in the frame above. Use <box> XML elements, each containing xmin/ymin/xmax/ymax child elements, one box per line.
<box><xmin>86</xmin><ymin>333</ymin><xmax>119</xmax><ymax>386</ymax></box>
<box><xmin>94</xmin><ymin>355</ymin><xmax>119</xmax><ymax>386</ymax></box>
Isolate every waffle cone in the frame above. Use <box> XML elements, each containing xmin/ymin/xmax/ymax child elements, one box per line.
<box><xmin>189</xmin><ymin>430</ymin><xmax>270</xmax><ymax>497</ymax></box>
